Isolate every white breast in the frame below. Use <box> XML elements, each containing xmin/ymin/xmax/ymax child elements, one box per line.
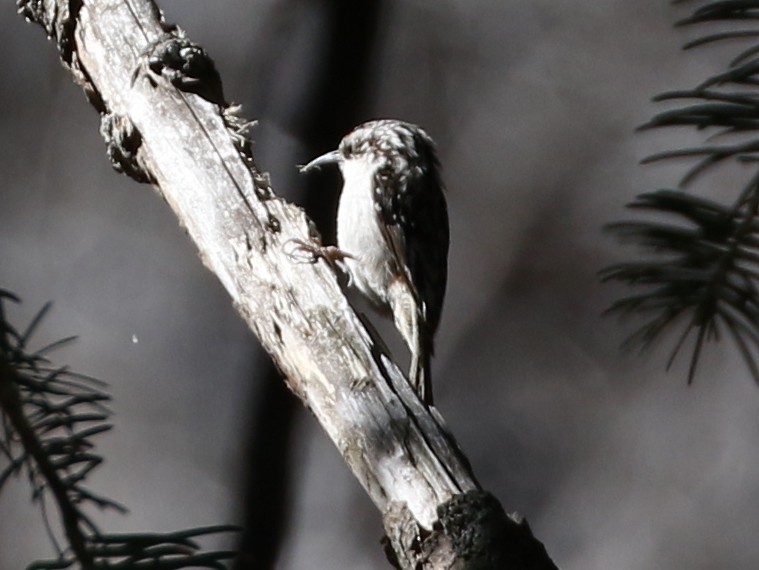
<box><xmin>337</xmin><ymin>157</ymin><xmax>395</xmax><ymax>308</ymax></box>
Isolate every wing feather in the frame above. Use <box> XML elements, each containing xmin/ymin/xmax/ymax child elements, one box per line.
<box><xmin>372</xmin><ymin>144</ymin><xmax>449</xmax><ymax>340</ymax></box>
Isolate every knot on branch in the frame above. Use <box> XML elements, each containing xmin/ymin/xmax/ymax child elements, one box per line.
<box><xmin>383</xmin><ymin>492</ymin><xmax>558</xmax><ymax>570</ymax></box>
<box><xmin>133</xmin><ymin>31</ymin><xmax>226</xmax><ymax>107</ymax></box>
<box><xmin>100</xmin><ymin>112</ymin><xmax>155</xmax><ymax>184</ymax></box>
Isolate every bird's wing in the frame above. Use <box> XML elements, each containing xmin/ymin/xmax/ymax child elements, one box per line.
<box><xmin>373</xmin><ymin>162</ymin><xmax>449</xmax><ymax>336</ymax></box>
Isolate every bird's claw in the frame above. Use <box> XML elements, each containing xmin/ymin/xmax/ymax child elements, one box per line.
<box><xmin>285</xmin><ymin>239</ymin><xmax>352</xmax><ymax>273</ymax></box>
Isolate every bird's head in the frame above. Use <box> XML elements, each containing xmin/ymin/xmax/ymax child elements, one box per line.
<box><xmin>299</xmin><ymin>120</ymin><xmax>439</xmax><ymax>180</ymax></box>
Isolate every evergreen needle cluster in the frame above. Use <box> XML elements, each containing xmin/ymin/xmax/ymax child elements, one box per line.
<box><xmin>0</xmin><ymin>290</ymin><xmax>238</xmax><ymax>569</ymax></box>
<box><xmin>604</xmin><ymin>0</ymin><xmax>759</xmax><ymax>383</ymax></box>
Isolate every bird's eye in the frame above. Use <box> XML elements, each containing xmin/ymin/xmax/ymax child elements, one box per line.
<box><xmin>340</xmin><ymin>141</ymin><xmax>355</xmax><ymax>158</ymax></box>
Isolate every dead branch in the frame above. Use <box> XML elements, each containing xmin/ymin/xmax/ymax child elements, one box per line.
<box><xmin>16</xmin><ymin>0</ymin><xmax>558</xmax><ymax>567</ymax></box>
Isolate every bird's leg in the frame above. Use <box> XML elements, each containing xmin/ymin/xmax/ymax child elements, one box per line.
<box><xmin>285</xmin><ymin>239</ymin><xmax>353</xmax><ymax>276</ymax></box>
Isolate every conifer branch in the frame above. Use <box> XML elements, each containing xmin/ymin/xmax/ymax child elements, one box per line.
<box><xmin>0</xmin><ymin>291</ymin><xmax>238</xmax><ymax>568</ymax></box>
<box><xmin>604</xmin><ymin>0</ymin><xmax>759</xmax><ymax>383</ymax></box>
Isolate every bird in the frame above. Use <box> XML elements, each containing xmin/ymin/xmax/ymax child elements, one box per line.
<box><xmin>300</xmin><ymin>119</ymin><xmax>449</xmax><ymax>405</ymax></box>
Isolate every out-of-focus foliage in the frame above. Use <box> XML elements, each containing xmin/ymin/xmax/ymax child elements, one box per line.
<box><xmin>604</xmin><ymin>0</ymin><xmax>759</xmax><ymax>383</ymax></box>
<box><xmin>0</xmin><ymin>290</ymin><xmax>238</xmax><ymax>569</ymax></box>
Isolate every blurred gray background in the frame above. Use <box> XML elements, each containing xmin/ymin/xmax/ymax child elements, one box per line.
<box><xmin>2</xmin><ymin>1</ymin><xmax>759</xmax><ymax>568</ymax></box>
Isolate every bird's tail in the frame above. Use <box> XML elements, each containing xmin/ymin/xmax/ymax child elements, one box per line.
<box><xmin>389</xmin><ymin>280</ymin><xmax>433</xmax><ymax>405</ymax></box>
<box><xmin>410</xmin><ymin>333</ymin><xmax>433</xmax><ymax>406</ymax></box>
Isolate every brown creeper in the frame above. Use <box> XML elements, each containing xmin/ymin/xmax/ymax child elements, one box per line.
<box><xmin>301</xmin><ymin>120</ymin><xmax>449</xmax><ymax>405</ymax></box>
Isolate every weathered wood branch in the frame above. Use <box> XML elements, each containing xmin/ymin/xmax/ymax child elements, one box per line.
<box><xmin>17</xmin><ymin>0</ymin><xmax>558</xmax><ymax>567</ymax></box>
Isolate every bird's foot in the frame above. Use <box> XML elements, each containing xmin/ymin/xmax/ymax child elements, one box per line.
<box><xmin>285</xmin><ymin>239</ymin><xmax>352</xmax><ymax>274</ymax></box>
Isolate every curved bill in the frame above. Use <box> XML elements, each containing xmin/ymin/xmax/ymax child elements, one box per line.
<box><xmin>299</xmin><ymin>149</ymin><xmax>341</xmax><ymax>173</ymax></box>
